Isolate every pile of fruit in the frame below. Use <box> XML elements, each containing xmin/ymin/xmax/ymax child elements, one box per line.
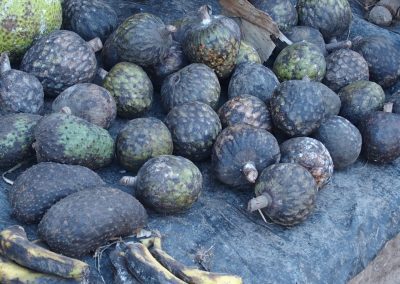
<box><xmin>0</xmin><ymin>0</ymin><xmax>400</xmax><ymax>282</ymax></box>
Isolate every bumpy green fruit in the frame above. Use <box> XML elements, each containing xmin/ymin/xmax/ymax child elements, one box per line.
<box><xmin>236</xmin><ymin>41</ymin><xmax>261</xmax><ymax>65</ymax></box>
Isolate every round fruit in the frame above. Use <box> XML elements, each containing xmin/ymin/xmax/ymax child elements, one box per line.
<box><xmin>212</xmin><ymin>124</ymin><xmax>280</xmax><ymax>188</ymax></box>
<box><xmin>368</xmin><ymin>5</ymin><xmax>393</xmax><ymax>27</ymax></box>
<box><xmin>120</xmin><ymin>155</ymin><xmax>202</xmax><ymax>213</ymax></box>
<box><xmin>116</xmin><ymin>118</ymin><xmax>173</xmax><ymax>172</ymax></box>
<box><xmin>285</xmin><ymin>26</ymin><xmax>327</xmax><ymax>55</ymax></box>
<box><xmin>102</xmin><ymin>63</ymin><xmax>153</xmax><ymax>118</ymax></box>
<box><xmin>273</xmin><ymin>41</ymin><xmax>326</xmax><ymax>82</ymax></box>
<box><xmin>165</xmin><ymin>101</ymin><xmax>221</xmax><ymax>161</ymax></box>
<box><xmin>52</xmin><ymin>83</ymin><xmax>117</xmax><ymax>129</ymax></box>
<box><xmin>228</xmin><ymin>62</ymin><xmax>279</xmax><ymax>104</ymax></box>
<box><xmin>218</xmin><ymin>95</ymin><xmax>272</xmax><ymax>130</ymax></box>
<box><xmin>312</xmin><ymin>116</ymin><xmax>362</xmax><ymax>169</ymax></box>
<box><xmin>160</xmin><ymin>63</ymin><xmax>220</xmax><ymax>112</ymax></box>
<box><xmin>248</xmin><ymin>163</ymin><xmax>317</xmax><ymax>226</ymax></box>
<box><xmin>251</xmin><ymin>0</ymin><xmax>298</xmax><ymax>31</ymax></box>
<box><xmin>280</xmin><ymin>137</ymin><xmax>333</xmax><ymax>188</ymax></box>
<box><xmin>20</xmin><ymin>30</ymin><xmax>100</xmax><ymax>97</ymax></box>
<box><xmin>236</xmin><ymin>41</ymin><xmax>261</xmax><ymax>65</ymax></box>
<box><xmin>318</xmin><ymin>83</ymin><xmax>341</xmax><ymax>118</ymax></box>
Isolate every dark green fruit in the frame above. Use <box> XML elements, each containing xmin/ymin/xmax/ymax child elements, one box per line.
<box><xmin>116</xmin><ymin>118</ymin><xmax>173</xmax><ymax>172</ymax></box>
<box><xmin>0</xmin><ymin>113</ymin><xmax>41</xmax><ymax>168</ymax></box>
<box><xmin>38</xmin><ymin>187</ymin><xmax>148</xmax><ymax>257</ymax></box>
<box><xmin>312</xmin><ymin>116</ymin><xmax>362</xmax><ymax>169</ymax></box>
<box><xmin>338</xmin><ymin>80</ymin><xmax>385</xmax><ymax>126</ymax></box>
<box><xmin>33</xmin><ymin>113</ymin><xmax>115</xmax><ymax>169</ymax></box>
<box><xmin>121</xmin><ymin>155</ymin><xmax>202</xmax><ymax>213</ymax></box>
<box><xmin>165</xmin><ymin>101</ymin><xmax>221</xmax><ymax>161</ymax></box>
<box><xmin>9</xmin><ymin>162</ymin><xmax>105</xmax><ymax>224</ymax></box>
<box><xmin>251</xmin><ymin>0</ymin><xmax>298</xmax><ymax>31</ymax></box>
<box><xmin>236</xmin><ymin>41</ymin><xmax>261</xmax><ymax>65</ymax></box>
<box><xmin>285</xmin><ymin>26</ymin><xmax>327</xmax><ymax>55</ymax></box>
<box><xmin>20</xmin><ymin>30</ymin><xmax>101</xmax><ymax>97</ymax></box>
<box><xmin>270</xmin><ymin>80</ymin><xmax>326</xmax><ymax>136</ymax></box>
<box><xmin>248</xmin><ymin>163</ymin><xmax>317</xmax><ymax>226</ymax></box>
<box><xmin>101</xmin><ymin>30</ymin><xmax>120</xmax><ymax>71</ymax></box>
<box><xmin>183</xmin><ymin>5</ymin><xmax>241</xmax><ymax>78</ymax></box>
<box><xmin>0</xmin><ymin>53</ymin><xmax>44</xmax><ymax>115</ymax></box>
<box><xmin>323</xmin><ymin>49</ymin><xmax>369</xmax><ymax>92</ymax></box>
<box><xmin>161</xmin><ymin>63</ymin><xmax>220</xmax><ymax>112</ymax></box>
<box><xmin>172</xmin><ymin>13</ymin><xmax>199</xmax><ymax>44</ymax></box>
<box><xmin>361</xmin><ymin>111</ymin><xmax>400</xmax><ymax>163</ymax></box>
<box><xmin>318</xmin><ymin>83</ymin><xmax>341</xmax><ymax>118</ymax></box>
<box><xmin>273</xmin><ymin>41</ymin><xmax>326</xmax><ymax>82</ymax></box>
<box><xmin>218</xmin><ymin>95</ymin><xmax>272</xmax><ymax>131</ymax></box>
<box><xmin>352</xmin><ymin>36</ymin><xmax>400</xmax><ymax>88</ymax></box>
<box><xmin>102</xmin><ymin>63</ymin><xmax>153</xmax><ymax>118</ymax></box>
<box><xmin>228</xmin><ymin>62</ymin><xmax>279</xmax><ymax>104</ymax></box>
<box><xmin>212</xmin><ymin>124</ymin><xmax>280</xmax><ymax>188</ymax></box>
<box><xmin>52</xmin><ymin>83</ymin><xmax>117</xmax><ymax>129</ymax></box>
<box><xmin>297</xmin><ymin>0</ymin><xmax>352</xmax><ymax>40</ymax></box>
<box><xmin>280</xmin><ymin>137</ymin><xmax>333</xmax><ymax>189</ymax></box>
<box><xmin>62</xmin><ymin>0</ymin><xmax>118</xmax><ymax>42</ymax></box>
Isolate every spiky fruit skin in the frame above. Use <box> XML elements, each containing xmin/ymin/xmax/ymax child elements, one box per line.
<box><xmin>285</xmin><ymin>26</ymin><xmax>327</xmax><ymax>55</ymax></box>
<box><xmin>103</xmin><ymin>62</ymin><xmax>153</xmax><ymax>119</ymax></box>
<box><xmin>273</xmin><ymin>41</ymin><xmax>326</xmax><ymax>82</ymax></box>
<box><xmin>38</xmin><ymin>187</ymin><xmax>148</xmax><ymax>257</ymax></box>
<box><xmin>52</xmin><ymin>83</ymin><xmax>117</xmax><ymax>129</ymax></box>
<box><xmin>165</xmin><ymin>102</ymin><xmax>221</xmax><ymax>161</ymax></box>
<box><xmin>361</xmin><ymin>112</ymin><xmax>400</xmax><ymax>164</ymax></box>
<box><xmin>161</xmin><ymin>63</ymin><xmax>220</xmax><ymax>112</ymax></box>
<box><xmin>116</xmin><ymin>118</ymin><xmax>173</xmax><ymax>172</ymax></box>
<box><xmin>9</xmin><ymin>162</ymin><xmax>105</xmax><ymax>224</ymax></box>
<box><xmin>312</xmin><ymin>116</ymin><xmax>362</xmax><ymax>169</ymax></box>
<box><xmin>0</xmin><ymin>114</ymin><xmax>41</xmax><ymax>168</ymax></box>
<box><xmin>0</xmin><ymin>0</ymin><xmax>62</xmax><ymax>60</ymax></box>
<box><xmin>236</xmin><ymin>41</ymin><xmax>261</xmax><ymax>65</ymax></box>
<box><xmin>20</xmin><ymin>30</ymin><xmax>97</xmax><ymax>97</ymax></box>
<box><xmin>352</xmin><ymin>36</ymin><xmax>400</xmax><ymax>88</ymax></box>
<box><xmin>297</xmin><ymin>0</ymin><xmax>352</xmax><ymax>40</ymax></box>
<box><xmin>135</xmin><ymin>155</ymin><xmax>202</xmax><ymax>213</ymax></box>
<box><xmin>183</xmin><ymin>14</ymin><xmax>241</xmax><ymax>78</ymax></box>
<box><xmin>34</xmin><ymin>113</ymin><xmax>115</xmax><ymax>169</ymax></box>
<box><xmin>317</xmin><ymin>83</ymin><xmax>341</xmax><ymax>118</ymax></box>
<box><xmin>338</xmin><ymin>80</ymin><xmax>385</xmax><ymax>126</ymax></box>
<box><xmin>212</xmin><ymin>124</ymin><xmax>280</xmax><ymax>188</ymax></box>
<box><xmin>62</xmin><ymin>0</ymin><xmax>118</xmax><ymax>42</ymax></box>
<box><xmin>218</xmin><ymin>95</ymin><xmax>272</xmax><ymax>131</ymax></box>
<box><xmin>228</xmin><ymin>62</ymin><xmax>279</xmax><ymax>104</ymax></box>
<box><xmin>251</xmin><ymin>0</ymin><xmax>298</xmax><ymax>31</ymax></box>
<box><xmin>0</xmin><ymin>69</ymin><xmax>44</xmax><ymax>115</ymax></box>
<box><xmin>270</xmin><ymin>80</ymin><xmax>325</xmax><ymax>136</ymax></box>
<box><xmin>255</xmin><ymin>163</ymin><xmax>317</xmax><ymax>226</ymax></box>
<box><xmin>323</xmin><ymin>49</ymin><xmax>369</xmax><ymax>92</ymax></box>
<box><xmin>280</xmin><ymin>137</ymin><xmax>333</xmax><ymax>189</ymax></box>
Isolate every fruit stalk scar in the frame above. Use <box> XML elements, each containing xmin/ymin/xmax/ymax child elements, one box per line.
<box><xmin>60</xmin><ymin>106</ymin><xmax>73</xmax><ymax>115</ymax></box>
<box><xmin>247</xmin><ymin>193</ymin><xmax>272</xmax><ymax>212</ymax></box>
<box><xmin>243</xmin><ymin>162</ymin><xmax>258</xmax><ymax>183</ymax></box>
<box><xmin>0</xmin><ymin>52</ymin><xmax>11</xmax><ymax>74</ymax></box>
<box><xmin>120</xmin><ymin>176</ymin><xmax>137</xmax><ymax>187</ymax></box>
<box><xmin>87</xmin><ymin>37</ymin><xmax>103</xmax><ymax>53</ymax></box>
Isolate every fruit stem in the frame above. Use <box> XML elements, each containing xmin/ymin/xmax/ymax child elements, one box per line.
<box><xmin>383</xmin><ymin>102</ymin><xmax>393</xmax><ymax>113</ymax></box>
<box><xmin>325</xmin><ymin>40</ymin><xmax>352</xmax><ymax>52</ymax></box>
<box><xmin>247</xmin><ymin>193</ymin><xmax>272</xmax><ymax>212</ymax></box>
<box><xmin>199</xmin><ymin>5</ymin><xmax>212</xmax><ymax>23</ymax></box>
<box><xmin>87</xmin><ymin>37</ymin><xmax>103</xmax><ymax>53</ymax></box>
<box><xmin>0</xmin><ymin>53</ymin><xmax>11</xmax><ymax>74</ymax></box>
<box><xmin>97</xmin><ymin>68</ymin><xmax>109</xmax><ymax>80</ymax></box>
<box><xmin>60</xmin><ymin>107</ymin><xmax>72</xmax><ymax>115</ymax></box>
<box><xmin>243</xmin><ymin>162</ymin><xmax>258</xmax><ymax>183</ymax></box>
<box><xmin>120</xmin><ymin>176</ymin><xmax>137</xmax><ymax>187</ymax></box>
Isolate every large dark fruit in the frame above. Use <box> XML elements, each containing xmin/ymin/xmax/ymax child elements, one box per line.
<box><xmin>251</xmin><ymin>0</ymin><xmax>298</xmax><ymax>31</ymax></box>
<box><xmin>285</xmin><ymin>26</ymin><xmax>327</xmax><ymax>55</ymax></box>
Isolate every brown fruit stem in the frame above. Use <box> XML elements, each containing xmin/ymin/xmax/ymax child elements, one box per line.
<box><xmin>120</xmin><ymin>176</ymin><xmax>137</xmax><ymax>187</ymax></box>
<box><xmin>87</xmin><ymin>37</ymin><xmax>103</xmax><ymax>53</ymax></box>
<box><xmin>97</xmin><ymin>68</ymin><xmax>109</xmax><ymax>80</ymax></box>
<box><xmin>325</xmin><ymin>40</ymin><xmax>352</xmax><ymax>52</ymax></box>
<box><xmin>243</xmin><ymin>162</ymin><xmax>258</xmax><ymax>183</ymax></box>
<box><xmin>0</xmin><ymin>52</ymin><xmax>11</xmax><ymax>74</ymax></box>
<box><xmin>199</xmin><ymin>4</ymin><xmax>212</xmax><ymax>22</ymax></box>
<box><xmin>247</xmin><ymin>193</ymin><xmax>272</xmax><ymax>212</ymax></box>
<box><xmin>384</xmin><ymin>102</ymin><xmax>393</xmax><ymax>113</ymax></box>
<box><xmin>60</xmin><ymin>107</ymin><xmax>72</xmax><ymax>115</ymax></box>
<box><xmin>160</xmin><ymin>25</ymin><xmax>177</xmax><ymax>39</ymax></box>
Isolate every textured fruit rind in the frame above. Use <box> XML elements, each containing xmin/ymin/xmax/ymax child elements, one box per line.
<box><xmin>236</xmin><ymin>41</ymin><xmax>261</xmax><ymax>65</ymax></box>
<box><xmin>251</xmin><ymin>0</ymin><xmax>298</xmax><ymax>31</ymax></box>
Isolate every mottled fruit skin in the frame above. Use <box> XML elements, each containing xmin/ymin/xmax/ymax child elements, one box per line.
<box><xmin>52</xmin><ymin>83</ymin><xmax>117</xmax><ymax>129</ymax></box>
<box><xmin>0</xmin><ymin>69</ymin><xmax>44</xmax><ymax>115</ymax></box>
<box><xmin>297</xmin><ymin>0</ymin><xmax>352</xmax><ymax>40</ymax></box>
<box><xmin>101</xmin><ymin>31</ymin><xmax>120</xmax><ymax>71</ymax></box>
<box><xmin>280</xmin><ymin>137</ymin><xmax>333</xmax><ymax>189</ymax></box>
<box><xmin>236</xmin><ymin>41</ymin><xmax>261</xmax><ymax>65</ymax></box>
<box><xmin>9</xmin><ymin>162</ymin><xmax>105</xmax><ymax>224</ymax></box>
<box><xmin>361</xmin><ymin>112</ymin><xmax>400</xmax><ymax>164</ymax></box>
<box><xmin>312</xmin><ymin>116</ymin><xmax>362</xmax><ymax>169</ymax></box>
<box><xmin>317</xmin><ymin>83</ymin><xmax>341</xmax><ymax>118</ymax></box>
<box><xmin>103</xmin><ymin>62</ymin><xmax>153</xmax><ymax>118</ymax></box>
<box><xmin>161</xmin><ymin>63</ymin><xmax>220</xmax><ymax>112</ymax></box>
<box><xmin>352</xmin><ymin>36</ymin><xmax>400</xmax><ymax>88</ymax></box>
<box><xmin>134</xmin><ymin>155</ymin><xmax>202</xmax><ymax>213</ymax></box>
<box><xmin>255</xmin><ymin>163</ymin><xmax>317</xmax><ymax>226</ymax></box>
<box><xmin>0</xmin><ymin>113</ymin><xmax>41</xmax><ymax>168</ymax></box>
<box><xmin>323</xmin><ymin>49</ymin><xmax>369</xmax><ymax>92</ymax></box>
<box><xmin>228</xmin><ymin>62</ymin><xmax>279</xmax><ymax>104</ymax></box>
<box><xmin>212</xmin><ymin>124</ymin><xmax>280</xmax><ymax>188</ymax></box>
<box><xmin>38</xmin><ymin>187</ymin><xmax>148</xmax><ymax>257</ymax></box>
<box><xmin>285</xmin><ymin>26</ymin><xmax>327</xmax><ymax>55</ymax></box>
<box><xmin>0</xmin><ymin>0</ymin><xmax>62</xmax><ymax>60</ymax></box>
<box><xmin>251</xmin><ymin>0</ymin><xmax>298</xmax><ymax>31</ymax></box>
<box><xmin>34</xmin><ymin>113</ymin><xmax>115</xmax><ymax>169</ymax></box>
<box><xmin>338</xmin><ymin>80</ymin><xmax>385</xmax><ymax>126</ymax></box>
<box><xmin>273</xmin><ymin>41</ymin><xmax>326</xmax><ymax>82</ymax></box>
<box><xmin>20</xmin><ymin>30</ymin><xmax>98</xmax><ymax>97</ymax></box>
<box><xmin>270</xmin><ymin>80</ymin><xmax>325</xmax><ymax>136</ymax></box>
<box><xmin>218</xmin><ymin>95</ymin><xmax>272</xmax><ymax>131</ymax></box>
<box><xmin>165</xmin><ymin>102</ymin><xmax>221</xmax><ymax>161</ymax></box>
<box><xmin>117</xmin><ymin>118</ymin><xmax>173</xmax><ymax>172</ymax></box>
